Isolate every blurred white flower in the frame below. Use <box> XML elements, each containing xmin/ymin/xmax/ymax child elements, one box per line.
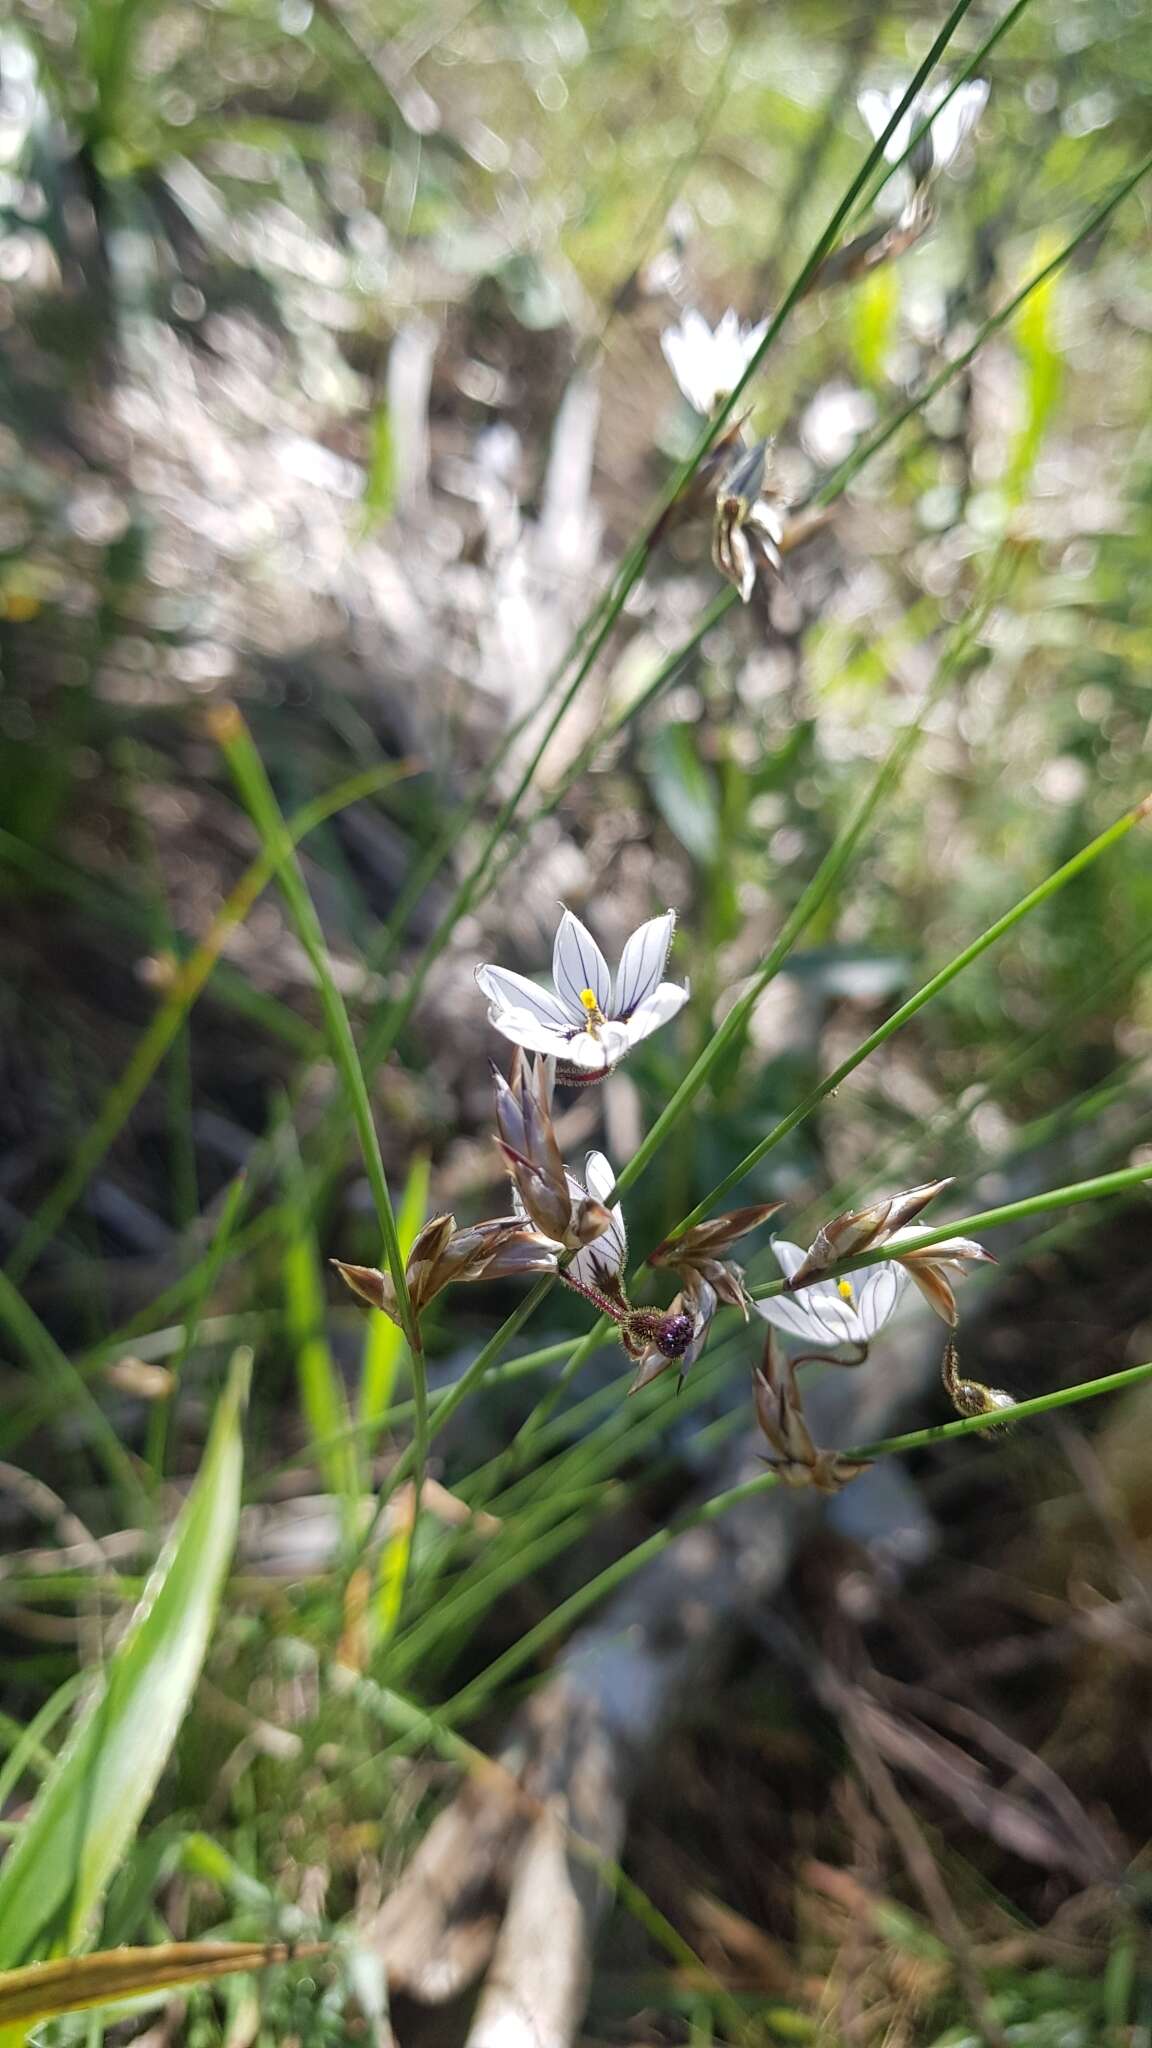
<box><xmin>858</xmin><ymin>78</ymin><xmax>989</xmax><ymax>196</ymax></box>
<box><xmin>477</xmin><ymin>907</ymin><xmax>688</xmax><ymax>1074</ymax></box>
<box><xmin>660</xmin><ymin>307</ymin><xmax>769</xmax><ymax>417</ymax></box>
<box><xmin>753</xmin><ymin>1238</ymin><xmax>909</xmax><ymax>1347</ymax></box>
<box><xmin>712</xmin><ymin>440</ymin><xmax>785</xmax><ymax>604</ymax></box>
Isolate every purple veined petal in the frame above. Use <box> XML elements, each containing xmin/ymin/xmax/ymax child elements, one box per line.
<box><xmin>483</xmin><ymin>1002</ymin><xmax>576</xmax><ymax>1059</ymax></box>
<box><xmin>753</xmin><ymin>1290</ymin><xmax>860</xmax><ymax>1347</ymax></box>
<box><xmin>476</xmin><ymin>963</ymin><xmax>573</xmax><ymax>1032</ymax></box>
<box><xmin>581</xmin><ymin>1150</ymin><xmax>627</xmax><ymax>1268</ymax></box>
<box><xmin>552</xmin><ymin>910</ymin><xmax>613</xmax><ymax>1021</ymax></box>
<box><xmin>852</xmin><ymin>1260</ymin><xmax>909</xmax><ymax>1339</ymax></box>
<box><xmin>769</xmin><ymin>1239</ymin><xmax>808</xmax><ymax>1283</ymax></box>
<box><xmin>622</xmin><ymin>982</ymin><xmax>689</xmax><ymax>1047</ymax></box>
<box><xmin>615</xmin><ymin>911</ymin><xmax>677</xmax><ymax>1018</ymax></box>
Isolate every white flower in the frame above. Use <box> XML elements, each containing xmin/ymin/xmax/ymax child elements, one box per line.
<box><xmin>753</xmin><ymin>1238</ymin><xmax>909</xmax><ymax>1348</ymax></box>
<box><xmin>858</xmin><ymin>79</ymin><xmax>988</xmax><ymax>196</ymax></box>
<box><xmin>660</xmin><ymin>308</ymin><xmax>769</xmax><ymax>417</ymax></box>
<box><xmin>476</xmin><ymin>907</ymin><xmax>688</xmax><ymax>1074</ymax></box>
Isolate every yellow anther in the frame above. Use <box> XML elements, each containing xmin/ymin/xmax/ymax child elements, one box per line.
<box><xmin>837</xmin><ymin>1279</ymin><xmax>856</xmax><ymax>1304</ymax></box>
<box><xmin>579</xmin><ymin>989</ymin><xmax>599</xmax><ymax>1011</ymax></box>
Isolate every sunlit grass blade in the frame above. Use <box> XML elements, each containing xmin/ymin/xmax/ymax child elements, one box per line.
<box><xmin>0</xmin><ymin>1347</ymin><xmax>250</xmax><ymax>1966</ymax></box>
<box><xmin>0</xmin><ymin>1939</ymin><xmax>326</xmax><ymax>2028</ymax></box>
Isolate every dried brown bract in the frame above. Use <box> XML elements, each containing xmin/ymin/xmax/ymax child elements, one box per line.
<box><xmin>492</xmin><ymin>1051</ymin><xmax>613</xmax><ymax>1252</ymax></box>
<box><xmin>752</xmin><ymin>1334</ymin><xmax>871</xmax><ymax>1494</ymax></box>
<box><xmin>783</xmin><ymin>1179</ymin><xmax>954</xmax><ymax>1292</ymax></box>
<box><xmin>333</xmin><ymin>1213</ymin><xmax>559</xmax><ymax>1326</ymax></box>
<box><xmin>649</xmin><ymin>1202</ymin><xmax>782</xmax><ymax>1317</ymax></box>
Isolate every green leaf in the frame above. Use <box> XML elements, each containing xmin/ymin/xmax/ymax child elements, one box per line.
<box><xmin>0</xmin><ymin>1350</ymin><xmax>250</xmax><ymax>1967</ymax></box>
<box><xmin>645</xmin><ymin>723</ymin><xmax>720</xmax><ymax>867</ymax></box>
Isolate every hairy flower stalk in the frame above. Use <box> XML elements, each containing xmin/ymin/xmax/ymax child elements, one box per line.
<box><xmin>941</xmin><ymin>1338</ymin><xmax>1016</xmax><ymax>1425</ymax></box>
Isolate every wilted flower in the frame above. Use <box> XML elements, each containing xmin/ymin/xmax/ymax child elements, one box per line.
<box><xmin>886</xmin><ymin>1228</ymin><xmax>996</xmax><ymax>1325</ymax></box>
<box><xmin>660</xmin><ymin>307</ymin><xmax>769</xmax><ymax>417</ymax></box>
<box><xmin>476</xmin><ymin>907</ymin><xmax>688</xmax><ymax>1078</ymax></box>
<box><xmin>712</xmin><ymin>441</ymin><xmax>785</xmax><ymax>604</ymax></box>
<box><xmin>781</xmin><ymin>1180</ymin><xmax>953</xmax><ymax>1293</ymax></box>
<box><xmin>649</xmin><ymin>1202</ymin><xmax>782</xmax><ymax>1316</ymax></box>
<box><xmin>858</xmin><ymin>79</ymin><xmax>989</xmax><ymax>197</ymax></box>
<box><xmin>753</xmin><ymin>1238</ymin><xmax>909</xmax><ymax>1349</ymax></box>
<box><xmin>753</xmin><ymin>1335</ymin><xmax>871</xmax><ymax>1493</ymax></box>
<box><xmin>492</xmin><ymin>1051</ymin><xmax>613</xmax><ymax>1252</ymax></box>
<box><xmin>941</xmin><ymin>1338</ymin><xmax>1016</xmax><ymax>1425</ymax></box>
<box><xmin>629</xmin><ymin>1273</ymin><xmax>717</xmax><ymax>1394</ymax></box>
<box><xmin>333</xmin><ymin>1212</ymin><xmax>558</xmax><ymax>1324</ymax></box>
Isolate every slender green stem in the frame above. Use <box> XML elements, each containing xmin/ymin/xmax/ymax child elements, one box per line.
<box><xmin>674</xmin><ymin>793</ymin><xmax>1151</xmax><ymax>1230</ymax></box>
<box><xmin>440</xmin><ymin>1359</ymin><xmax>1152</xmax><ymax>1728</ymax></box>
<box><xmin>844</xmin><ymin>0</ymin><xmax>1037</xmax><ymax>233</ymax></box>
<box><xmin>613</xmin><ymin>572</ymin><xmax>1008</xmax><ymax>1206</ymax></box>
<box><xmin>813</xmin><ymin>147</ymin><xmax>1152</xmax><ymax>508</ymax></box>
<box><xmin>751</xmin><ymin>1161</ymin><xmax>1152</xmax><ymax>1301</ymax></box>
<box><xmin>213</xmin><ymin>710</ymin><xmax>427</xmax><ymax>1547</ymax></box>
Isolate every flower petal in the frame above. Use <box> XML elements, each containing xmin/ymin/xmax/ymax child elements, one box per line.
<box><xmin>858</xmin><ymin>86</ymin><xmax>914</xmax><ymax>163</ymax></box>
<box><xmin>929</xmin><ymin>78</ymin><xmax>988</xmax><ymax>170</ymax></box>
<box><xmin>753</xmin><ymin>1290</ymin><xmax>861</xmax><ymax>1346</ymax></box>
<box><xmin>476</xmin><ymin>963</ymin><xmax>573</xmax><ymax>1031</ymax></box>
<box><xmin>484</xmin><ymin>1003</ymin><xmax>577</xmax><ymax>1058</ymax></box>
<box><xmin>622</xmin><ymin>982</ymin><xmax>689</xmax><ymax>1047</ymax></box>
<box><xmin>614</xmin><ymin>911</ymin><xmax>677</xmax><ymax>1017</ymax></box>
<box><xmin>852</xmin><ymin>1260</ymin><xmax>909</xmax><ymax>1338</ymax></box>
<box><xmin>552</xmin><ymin>910</ymin><xmax>613</xmax><ymax>1021</ymax></box>
<box><xmin>556</xmin><ymin>1022</ymin><xmax>630</xmax><ymax>1071</ymax></box>
<box><xmin>578</xmin><ymin>1151</ymin><xmax>627</xmax><ymax>1271</ymax></box>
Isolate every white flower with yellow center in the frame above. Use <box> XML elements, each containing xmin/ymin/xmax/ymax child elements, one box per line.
<box><xmin>660</xmin><ymin>308</ymin><xmax>769</xmax><ymax>418</ymax></box>
<box><xmin>753</xmin><ymin>1238</ymin><xmax>909</xmax><ymax>1348</ymax></box>
<box><xmin>476</xmin><ymin>908</ymin><xmax>688</xmax><ymax>1075</ymax></box>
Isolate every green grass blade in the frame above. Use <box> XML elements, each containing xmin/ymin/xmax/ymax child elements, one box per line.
<box><xmin>358</xmin><ymin>1153</ymin><xmax>429</xmax><ymax>1446</ymax></box>
<box><xmin>677</xmin><ymin>793</ymin><xmax>1152</xmax><ymax>1227</ymax></box>
<box><xmin>0</xmin><ymin>1349</ymin><xmax>251</xmax><ymax>1966</ymax></box>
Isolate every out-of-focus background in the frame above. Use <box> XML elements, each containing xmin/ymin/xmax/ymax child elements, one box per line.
<box><xmin>1</xmin><ymin>0</ymin><xmax>1152</xmax><ymax>2039</ymax></box>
